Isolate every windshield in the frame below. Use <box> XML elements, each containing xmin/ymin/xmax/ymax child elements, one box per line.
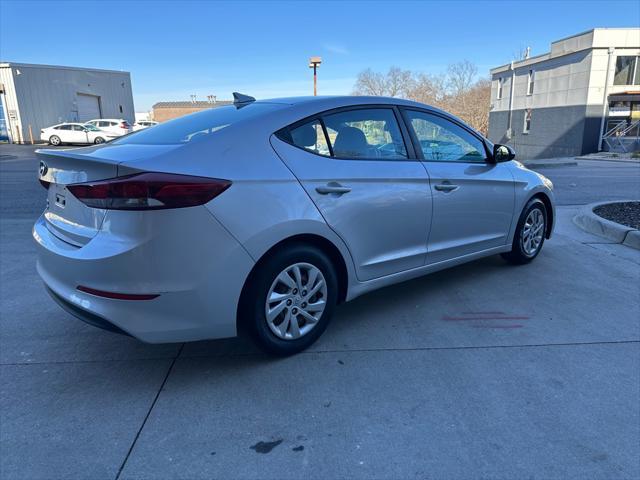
<box><xmin>112</xmin><ymin>103</ymin><xmax>283</xmax><ymax>145</ymax></box>
<box><xmin>84</xmin><ymin>125</ymin><xmax>100</xmax><ymax>131</ymax></box>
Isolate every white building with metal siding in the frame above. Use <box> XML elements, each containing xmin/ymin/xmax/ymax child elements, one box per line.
<box><xmin>488</xmin><ymin>28</ymin><xmax>640</xmax><ymax>159</ymax></box>
<box><xmin>0</xmin><ymin>62</ymin><xmax>134</xmax><ymax>143</ymax></box>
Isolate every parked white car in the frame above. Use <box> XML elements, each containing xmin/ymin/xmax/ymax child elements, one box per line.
<box><xmin>84</xmin><ymin>119</ymin><xmax>132</xmax><ymax>136</ymax></box>
<box><xmin>40</xmin><ymin>123</ymin><xmax>116</xmax><ymax>146</ymax></box>
<box><xmin>133</xmin><ymin>120</ymin><xmax>158</xmax><ymax>131</ymax></box>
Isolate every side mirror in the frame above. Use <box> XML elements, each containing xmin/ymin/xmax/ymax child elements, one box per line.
<box><xmin>493</xmin><ymin>144</ymin><xmax>515</xmax><ymax>162</ymax></box>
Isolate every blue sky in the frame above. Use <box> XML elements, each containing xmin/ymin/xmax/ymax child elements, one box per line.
<box><xmin>1</xmin><ymin>0</ymin><xmax>637</xmax><ymax>111</ymax></box>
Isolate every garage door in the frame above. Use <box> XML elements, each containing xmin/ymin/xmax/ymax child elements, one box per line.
<box><xmin>77</xmin><ymin>94</ymin><xmax>101</xmax><ymax>122</ymax></box>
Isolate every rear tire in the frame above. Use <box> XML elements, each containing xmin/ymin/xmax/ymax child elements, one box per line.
<box><xmin>241</xmin><ymin>244</ymin><xmax>338</xmax><ymax>356</ymax></box>
<box><xmin>501</xmin><ymin>198</ymin><xmax>547</xmax><ymax>265</ymax></box>
<box><xmin>49</xmin><ymin>135</ymin><xmax>61</xmax><ymax>146</ymax></box>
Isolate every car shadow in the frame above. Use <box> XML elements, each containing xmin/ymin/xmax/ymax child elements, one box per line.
<box><xmin>180</xmin><ymin>254</ymin><xmax>511</xmax><ymax>360</ymax></box>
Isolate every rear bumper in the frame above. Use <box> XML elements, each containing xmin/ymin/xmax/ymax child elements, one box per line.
<box><xmin>33</xmin><ymin>207</ymin><xmax>255</xmax><ymax>343</ymax></box>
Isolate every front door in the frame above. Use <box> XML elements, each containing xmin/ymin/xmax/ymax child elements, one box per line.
<box><xmin>402</xmin><ymin>109</ymin><xmax>515</xmax><ymax>264</ymax></box>
<box><xmin>69</xmin><ymin>125</ymin><xmax>89</xmax><ymax>144</ymax></box>
<box><xmin>271</xmin><ymin>106</ymin><xmax>432</xmax><ymax>281</ymax></box>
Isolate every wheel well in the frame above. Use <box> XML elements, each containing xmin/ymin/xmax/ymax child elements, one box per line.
<box><xmin>237</xmin><ymin>234</ymin><xmax>349</xmax><ymax>331</ymax></box>
<box><xmin>531</xmin><ymin>193</ymin><xmax>553</xmax><ymax>238</ymax></box>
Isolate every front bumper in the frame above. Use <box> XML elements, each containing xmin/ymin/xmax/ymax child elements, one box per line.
<box><xmin>33</xmin><ymin>206</ymin><xmax>254</xmax><ymax>343</ymax></box>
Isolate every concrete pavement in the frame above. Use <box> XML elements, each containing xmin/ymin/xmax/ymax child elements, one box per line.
<box><xmin>1</xmin><ymin>145</ymin><xmax>639</xmax><ymax>479</ymax></box>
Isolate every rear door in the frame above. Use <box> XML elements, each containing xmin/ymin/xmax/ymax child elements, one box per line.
<box><xmin>271</xmin><ymin>106</ymin><xmax>431</xmax><ymax>281</ymax></box>
<box><xmin>402</xmin><ymin>108</ymin><xmax>515</xmax><ymax>264</ymax></box>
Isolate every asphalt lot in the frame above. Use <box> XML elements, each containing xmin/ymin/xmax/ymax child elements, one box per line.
<box><xmin>1</xmin><ymin>144</ymin><xmax>639</xmax><ymax>479</ymax></box>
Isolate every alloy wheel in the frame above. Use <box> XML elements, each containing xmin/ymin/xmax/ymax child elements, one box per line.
<box><xmin>521</xmin><ymin>208</ymin><xmax>545</xmax><ymax>256</ymax></box>
<box><xmin>265</xmin><ymin>262</ymin><xmax>327</xmax><ymax>340</ymax></box>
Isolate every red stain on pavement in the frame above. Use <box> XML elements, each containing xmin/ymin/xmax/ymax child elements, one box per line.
<box><xmin>441</xmin><ymin>312</ymin><xmax>530</xmax><ymax>329</ymax></box>
<box><xmin>442</xmin><ymin>315</ymin><xmax>530</xmax><ymax>321</ymax></box>
<box><xmin>461</xmin><ymin>311</ymin><xmax>505</xmax><ymax>315</ymax></box>
<box><xmin>472</xmin><ymin>324</ymin><xmax>524</xmax><ymax>329</ymax></box>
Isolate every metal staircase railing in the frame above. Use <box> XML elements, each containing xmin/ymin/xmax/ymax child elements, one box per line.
<box><xmin>603</xmin><ymin>119</ymin><xmax>640</xmax><ymax>153</ymax></box>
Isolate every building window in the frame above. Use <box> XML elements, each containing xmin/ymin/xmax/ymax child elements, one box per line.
<box><xmin>523</xmin><ymin>109</ymin><xmax>532</xmax><ymax>133</ymax></box>
<box><xmin>613</xmin><ymin>56</ymin><xmax>639</xmax><ymax>85</ymax></box>
<box><xmin>527</xmin><ymin>69</ymin><xmax>535</xmax><ymax>95</ymax></box>
<box><xmin>496</xmin><ymin>78</ymin><xmax>503</xmax><ymax>100</ymax></box>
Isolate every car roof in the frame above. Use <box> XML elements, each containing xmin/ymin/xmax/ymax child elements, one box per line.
<box><xmin>257</xmin><ymin>95</ymin><xmax>432</xmax><ymax>109</ymax></box>
<box><xmin>240</xmin><ymin>95</ymin><xmax>471</xmax><ymax>134</ymax></box>
<box><xmin>254</xmin><ymin>95</ymin><xmax>455</xmax><ymax>120</ymax></box>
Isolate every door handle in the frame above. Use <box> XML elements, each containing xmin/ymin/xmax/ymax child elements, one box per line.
<box><xmin>316</xmin><ymin>183</ymin><xmax>351</xmax><ymax>195</ymax></box>
<box><xmin>434</xmin><ymin>183</ymin><xmax>459</xmax><ymax>192</ymax></box>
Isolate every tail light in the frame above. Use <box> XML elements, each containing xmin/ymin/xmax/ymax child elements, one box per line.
<box><xmin>120</xmin><ymin>122</ymin><xmax>129</xmax><ymax>129</ymax></box>
<box><xmin>67</xmin><ymin>172</ymin><xmax>231</xmax><ymax>210</ymax></box>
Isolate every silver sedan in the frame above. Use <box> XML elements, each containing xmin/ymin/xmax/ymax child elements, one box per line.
<box><xmin>34</xmin><ymin>94</ymin><xmax>555</xmax><ymax>355</ymax></box>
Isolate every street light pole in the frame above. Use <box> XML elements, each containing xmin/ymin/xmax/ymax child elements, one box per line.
<box><xmin>309</xmin><ymin>56</ymin><xmax>322</xmax><ymax>96</ymax></box>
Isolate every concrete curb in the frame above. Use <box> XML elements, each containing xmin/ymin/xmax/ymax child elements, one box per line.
<box><xmin>574</xmin><ymin>155</ymin><xmax>640</xmax><ymax>164</ymax></box>
<box><xmin>623</xmin><ymin>230</ymin><xmax>640</xmax><ymax>249</ymax></box>
<box><xmin>573</xmin><ymin>200</ymin><xmax>640</xmax><ymax>250</ymax></box>
<box><xmin>524</xmin><ymin>161</ymin><xmax>578</xmax><ymax>169</ymax></box>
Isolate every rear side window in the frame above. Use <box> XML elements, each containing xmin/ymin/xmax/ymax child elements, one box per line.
<box><xmin>282</xmin><ymin>107</ymin><xmax>408</xmax><ymax>160</ymax></box>
<box><xmin>289</xmin><ymin>120</ymin><xmax>331</xmax><ymax>156</ymax></box>
<box><xmin>113</xmin><ymin>103</ymin><xmax>283</xmax><ymax>145</ymax></box>
<box><xmin>405</xmin><ymin>110</ymin><xmax>487</xmax><ymax>163</ymax></box>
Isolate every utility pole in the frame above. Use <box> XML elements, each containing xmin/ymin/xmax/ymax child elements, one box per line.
<box><xmin>309</xmin><ymin>57</ymin><xmax>322</xmax><ymax>96</ymax></box>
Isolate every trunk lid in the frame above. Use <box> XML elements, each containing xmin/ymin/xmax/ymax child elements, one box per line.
<box><xmin>37</xmin><ymin>144</ymin><xmax>179</xmax><ymax>246</ymax></box>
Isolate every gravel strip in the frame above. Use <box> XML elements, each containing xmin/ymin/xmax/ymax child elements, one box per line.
<box><xmin>593</xmin><ymin>201</ymin><xmax>640</xmax><ymax>229</ymax></box>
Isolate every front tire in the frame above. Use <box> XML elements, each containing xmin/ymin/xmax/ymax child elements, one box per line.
<box><xmin>49</xmin><ymin>135</ymin><xmax>61</xmax><ymax>146</ymax></box>
<box><xmin>242</xmin><ymin>244</ymin><xmax>338</xmax><ymax>356</ymax></box>
<box><xmin>94</xmin><ymin>137</ymin><xmax>105</xmax><ymax>144</ymax></box>
<box><xmin>502</xmin><ymin>198</ymin><xmax>547</xmax><ymax>265</ymax></box>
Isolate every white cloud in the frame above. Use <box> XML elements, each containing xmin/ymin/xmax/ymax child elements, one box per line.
<box><xmin>323</xmin><ymin>43</ymin><xmax>349</xmax><ymax>55</ymax></box>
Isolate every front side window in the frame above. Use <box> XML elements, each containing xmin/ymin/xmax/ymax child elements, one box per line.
<box><xmin>614</xmin><ymin>56</ymin><xmax>639</xmax><ymax>85</ymax></box>
<box><xmin>527</xmin><ymin>69</ymin><xmax>535</xmax><ymax>95</ymax></box>
<box><xmin>322</xmin><ymin>108</ymin><xmax>407</xmax><ymax>159</ymax></box>
<box><xmin>71</xmin><ymin>125</ymin><xmax>85</xmax><ymax>131</ymax></box>
<box><xmin>405</xmin><ymin>110</ymin><xmax>487</xmax><ymax>163</ymax></box>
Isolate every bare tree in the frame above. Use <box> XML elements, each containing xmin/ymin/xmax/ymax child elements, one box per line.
<box><xmin>353</xmin><ymin>67</ymin><xmax>413</xmax><ymax>97</ymax></box>
<box><xmin>450</xmin><ymin>78</ymin><xmax>491</xmax><ymax>135</ymax></box>
<box><xmin>353</xmin><ymin>68</ymin><xmax>387</xmax><ymax>96</ymax></box>
<box><xmin>352</xmin><ymin>60</ymin><xmax>491</xmax><ymax>136</ymax></box>
<box><xmin>447</xmin><ymin>60</ymin><xmax>477</xmax><ymax>97</ymax></box>
<box><xmin>385</xmin><ymin>67</ymin><xmax>414</xmax><ymax>97</ymax></box>
<box><xmin>406</xmin><ymin>73</ymin><xmax>446</xmax><ymax>106</ymax></box>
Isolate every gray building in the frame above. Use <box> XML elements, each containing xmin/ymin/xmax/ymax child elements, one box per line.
<box><xmin>0</xmin><ymin>62</ymin><xmax>134</xmax><ymax>143</ymax></box>
<box><xmin>488</xmin><ymin>28</ymin><xmax>640</xmax><ymax>159</ymax></box>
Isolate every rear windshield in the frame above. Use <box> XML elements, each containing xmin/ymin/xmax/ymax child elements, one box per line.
<box><xmin>112</xmin><ymin>103</ymin><xmax>282</xmax><ymax>145</ymax></box>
